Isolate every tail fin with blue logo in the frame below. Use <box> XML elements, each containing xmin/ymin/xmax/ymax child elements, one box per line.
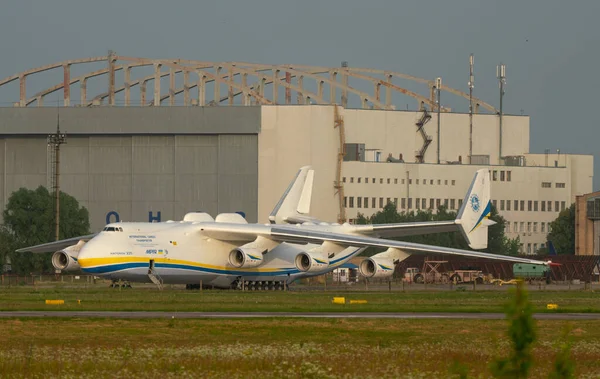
<box><xmin>456</xmin><ymin>169</ymin><xmax>496</xmax><ymax>250</ymax></box>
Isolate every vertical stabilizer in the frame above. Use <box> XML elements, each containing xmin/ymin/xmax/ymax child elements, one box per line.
<box><xmin>269</xmin><ymin>166</ymin><xmax>315</xmax><ymax>224</ymax></box>
<box><xmin>456</xmin><ymin>169</ymin><xmax>495</xmax><ymax>249</ymax></box>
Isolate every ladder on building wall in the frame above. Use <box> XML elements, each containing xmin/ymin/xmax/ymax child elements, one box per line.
<box><xmin>333</xmin><ymin>105</ymin><xmax>347</xmax><ymax>223</ymax></box>
<box><xmin>415</xmin><ymin>108</ymin><xmax>433</xmax><ymax>163</ymax></box>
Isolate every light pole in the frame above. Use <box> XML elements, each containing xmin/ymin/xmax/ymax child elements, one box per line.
<box><xmin>47</xmin><ymin>118</ymin><xmax>66</xmax><ymax>241</ymax></box>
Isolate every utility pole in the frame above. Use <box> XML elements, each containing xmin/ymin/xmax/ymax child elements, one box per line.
<box><xmin>47</xmin><ymin>115</ymin><xmax>67</xmax><ymax>241</ymax></box>
<box><xmin>468</xmin><ymin>54</ymin><xmax>474</xmax><ymax>164</ymax></box>
<box><xmin>436</xmin><ymin>77</ymin><xmax>442</xmax><ymax>164</ymax></box>
<box><xmin>497</xmin><ymin>63</ymin><xmax>506</xmax><ymax>163</ymax></box>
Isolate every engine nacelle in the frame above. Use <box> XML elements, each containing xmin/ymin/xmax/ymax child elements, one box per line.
<box><xmin>359</xmin><ymin>257</ymin><xmax>395</xmax><ymax>278</ymax></box>
<box><xmin>51</xmin><ymin>243</ymin><xmax>84</xmax><ymax>272</ymax></box>
<box><xmin>228</xmin><ymin>247</ymin><xmax>265</xmax><ymax>268</ymax></box>
<box><xmin>295</xmin><ymin>251</ymin><xmax>329</xmax><ymax>273</ymax></box>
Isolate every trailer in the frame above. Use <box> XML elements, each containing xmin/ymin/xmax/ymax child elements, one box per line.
<box><xmin>513</xmin><ymin>263</ymin><xmax>551</xmax><ymax>284</ymax></box>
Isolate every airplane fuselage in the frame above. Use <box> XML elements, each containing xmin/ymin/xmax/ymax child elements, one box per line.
<box><xmin>77</xmin><ymin>222</ymin><xmax>364</xmax><ymax>288</ymax></box>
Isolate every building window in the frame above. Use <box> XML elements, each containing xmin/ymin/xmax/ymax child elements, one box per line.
<box><xmin>507</xmin><ymin>171</ymin><xmax>512</xmax><ymax>181</ymax></box>
<box><xmin>527</xmin><ymin>243</ymin><xmax>532</xmax><ymax>255</ymax></box>
<box><xmin>415</xmin><ymin>179</ymin><xmax>419</xmax><ymax>185</ymax></box>
<box><xmin>357</xmin><ymin>178</ymin><xmax>361</xmax><ymax>184</ymax></box>
<box><xmin>506</xmin><ymin>200</ymin><xmax>511</xmax><ymax>211</ymax></box>
<box><xmin>500</xmin><ymin>200</ymin><xmax>505</xmax><ymax>211</ymax></box>
<box><xmin>492</xmin><ymin>171</ymin><xmax>498</xmax><ymax>181</ymax></box>
<box><xmin>372</xmin><ymin>178</ymin><xmax>376</xmax><ymax>183</ymax></box>
<box><xmin>458</xmin><ymin>199</ymin><xmax>463</xmax><ymax>208</ymax></box>
<box><xmin>444</xmin><ymin>199</ymin><xmax>449</xmax><ymax>208</ymax></box>
<box><xmin>514</xmin><ymin>200</ymin><xmax>519</xmax><ymax>211</ymax></box>
<box><xmin>430</xmin><ymin>198</ymin><xmax>435</xmax><ymax>209</ymax></box>
<box><xmin>520</xmin><ymin>201</ymin><xmax>525</xmax><ymax>211</ymax></box>
<box><xmin>387</xmin><ymin>178</ymin><xmax>391</xmax><ymax>184</ymax></box>
<box><xmin>548</xmin><ymin>223</ymin><xmax>552</xmax><ymax>233</ymax></box>
<box><xmin>344</xmin><ymin>197</ymin><xmax>347</xmax><ymax>207</ymax></box>
<box><xmin>343</xmin><ymin>177</ymin><xmax>346</xmax><ymax>183</ymax></box>
<box><xmin>430</xmin><ymin>180</ymin><xmax>434</xmax><ymax>185</ymax></box>
<box><xmin>450</xmin><ymin>199</ymin><xmax>456</xmax><ymax>209</ymax></box>
<box><xmin>561</xmin><ymin>201</ymin><xmax>566</xmax><ymax>211</ymax></box>
<box><xmin>394</xmin><ymin>198</ymin><xmax>398</xmax><ymax>206</ymax></box>
<box><xmin>365</xmin><ymin>177</ymin><xmax>368</xmax><ymax>183</ymax></box>
<box><xmin>350</xmin><ymin>177</ymin><xmax>354</xmax><ymax>183</ymax></box>
<box><xmin>533</xmin><ymin>243</ymin><xmax>538</xmax><ymax>253</ymax></box>
<box><xmin>534</xmin><ymin>201</ymin><xmax>538</xmax><ymax>212</ymax></box>
<box><xmin>364</xmin><ymin>197</ymin><xmax>369</xmax><ymax>208</ymax></box>
<box><xmin>380</xmin><ymin>178</ymin><xmax>383</xmax><ymax>184</ymax></box>
<box><xmin>394</xmin><ymin>178</ymin><xmax>398</xmax><ymax>184</ymax></box>
<box><xmin>408</xmin><ymin>198</ymin><xmax>413</xmax><ymax>209</ymax></box>
<box><xmin>451</xmin><ymin>180</ymin><xmax>456</xmax><ymax>186</ymax></box>
<box><xmin>513</xmin><ymin>222</ymin><xmax>518</xmax><ymax>233</ymax></box>
<box><xmin>548</xmin><ymin>201</ymin><xmax>552</xmax><ymax>212</ymax></box>
<box><xmin>357</xmin><ymin>197</ymin><xmax>362</xmax><ymax>208</ymax></box>
<box><xmin>541</xmin><ymin>222</ymin><xmax>546</xmax><ymax>233</ymax></box>
<box><xmin>416</xmin><ymin>198</ymin><xmax>421</xmax><ymax>209</ymax></box>
<box><xmin>379</xmin><ymin>198</ymin><xmax>384</xmax><ymax>208</ymax></box>
<box><xmin>500</xmin><ymin>171</ymin><xmax>505</xmax><ymax>181</ymax></box>
<box><xmin>372</xmin><ymin>197</ymin><xmax>376</xmax><ymax>208</ymax></box>
<box><xmin>422</xmin><ymin>198</ymin><xmax>427</xmax><ymax>209</ymax></box>
<box><xmin>505</xmin><ymin>223</ymin><xmax>510</xmax><ymax>233</ymax></box>
<box><xmin>445</xmin><ymin>180</ymin><xmax>448</xmax><ymax>185</ymax></box>
<box><xmin>556</xmin><ymin>182</ymin><xmax>566</xmax><ymax>188</ymax></box>
<box><xmin>349</xmin><ymin>197</ymin><xmax>354</xmax><ymax>208</ymax></box>
<box><xmin>542</xmin><ymin>182</ymin><xmax>551</xmax><ymax>188</ymax></box>
<box><xmin>409</xmin><ymin>179</ymin><xmax>412</xmax><ymax>184</ymax></box>
<box><xmin>541</xmin><ymin>201</ymin><xmax>546</xmax><ymax>212</ymax></box>
<box><xmin>555</xmin><ymin>201</ymin><xmax>560</xmax><ymax>212</ymax></box>
<box><xmin>436</xmin><ymin>199</ymin><xmax>441</xmax><ymax>209</ymax></box>
<box><xmin>401</xmin><ymin>179</ymin><xmax>405</xmax><ymax>184</ymax></box>
<box><xmin>437</xmin><ymin>179</ymin><xmax>441</xmax><ymax>185</ymax></box>
<box><xmin>528</xmin><ymin>201</ymin><xmax>532</xmax><ymax>211</ymax></box>
<box><xmin>387</xmin><ymin>197</ymin><xmax>391</xmax><ymax>206</ymax></box>
<box><xmin>527</xmin><ymin>222</ymin><xmax>531</xmax><ymax>232</ymax></box>
<box><xmin>401</xmin><ymin>198</ymin><xmax>406</xmax><ymax>209</ymax></box>
<box><xmin>520</xmin><ymin>222</ymin><xmax>524</xmax><ymax>232</ymax></box>
<box><xmin>533</xmin><ymin>222</ymin><xmax>538</xmax><ymax>233</ymax></box>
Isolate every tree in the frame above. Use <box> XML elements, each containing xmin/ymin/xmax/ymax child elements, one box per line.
<box><xmin>356</xmin><ymin>201</ymin><xmax>519</xmax><ymax>256</ymax></box>
<box><xmin>3</xmin><ymin>186</ymin><xmax>91</xmax><ymax>274</ymax></box>
<box><xmin>547</xmin><ymin>203</ymin><xmax>575</xmax><ymax>254</ymax></box>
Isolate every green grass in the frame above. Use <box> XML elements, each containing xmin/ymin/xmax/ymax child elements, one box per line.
<box><xmin>1</xmin><ymin>318</ymin><xmax>599</xmax><ymax>378</ymax></box>
<box><xmin>1</xmin><ymin>286</ymin><xmax>599</xmax><ymax>313</ymax></box>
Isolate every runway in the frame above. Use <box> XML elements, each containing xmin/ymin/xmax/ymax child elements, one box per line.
<box><xmin>0</xmin><ymin>311</ymin><xmax>599</xmax><ymax>320</ymax></box>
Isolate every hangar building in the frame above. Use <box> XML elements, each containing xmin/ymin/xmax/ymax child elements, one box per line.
<box><xmin>0</xmin><ymin>55</ymin><xmax>593</xmax><ymax>255</ymax></box>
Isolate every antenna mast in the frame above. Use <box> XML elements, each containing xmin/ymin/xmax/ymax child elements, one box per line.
<box><xmin>47</xmin><ymin>111</ymin><xmax>67</xmax><ymax>241</ymax></box>
<box><xmin>497</xmin><ymin>63</ymin><xmax>506</xmax><ymax>163</ymax></box>
<box><xmin>468</xmin><ymin>54</ymin><xmax>474</xmax><ymax>164</ymax></box>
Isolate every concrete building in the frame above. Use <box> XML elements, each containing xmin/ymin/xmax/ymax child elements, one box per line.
<box><xmin>0</xmin><ymin>56</ymin><xmax>593</xmax><ymax>256</ymax></box>
<box><xmin>575</xmin><ymin>191</ymin><xmax>600</xmax><ymax>255</ymax></box>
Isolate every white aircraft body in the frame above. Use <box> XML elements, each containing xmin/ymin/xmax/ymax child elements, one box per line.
<box><xmin>17</xmin><ymin>167</ymin><xmax>548</xmax><ymax>290</ymax></box>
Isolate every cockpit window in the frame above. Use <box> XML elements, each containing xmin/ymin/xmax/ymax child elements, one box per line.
<box><xmin>103</xmin><ymin>227</ymin><xmax>124</xmax><ymax>232</ymax></box>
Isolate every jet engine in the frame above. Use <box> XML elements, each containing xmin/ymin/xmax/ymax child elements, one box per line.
<box><xmin>228</xmin><ymin>247</ymin><xmax>265</xmax><ymax>268</ymax></box>
<box><xmin>359</xmin><ymin>257</ymin><xmax>395</xmax><ymax>278</ymax></box>
<box><xmin>295</xmin><ymin>251</ymin><xmax>329</xmax><ymax>273</ymax></box>
<box><xmin>51</xmin><ymin>243</ymin><xmax>85</xmax><ymax>272</ymax></box>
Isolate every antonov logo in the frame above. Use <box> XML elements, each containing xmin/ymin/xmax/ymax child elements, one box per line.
<box><xmin>470</xmin><ymin>194</ymin><xmax>480</xmax><ymax>213</ymax></box>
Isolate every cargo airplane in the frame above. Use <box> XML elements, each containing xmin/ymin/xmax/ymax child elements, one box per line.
<box><xmin>17</xmin><ymin>167</ymin><xmax>548</xmax><ymax>290</ymax></box>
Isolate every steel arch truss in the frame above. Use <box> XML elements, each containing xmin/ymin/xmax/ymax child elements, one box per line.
<box><xmin>0</xmin><ymin>54</ymin><xmax>497</xmax><ymax>112</ymax></box>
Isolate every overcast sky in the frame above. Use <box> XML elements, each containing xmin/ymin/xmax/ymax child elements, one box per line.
<box><xmin>1</xmin><ymin>0</ymin><xmax>599</xmax><ymax>188</ymax></box>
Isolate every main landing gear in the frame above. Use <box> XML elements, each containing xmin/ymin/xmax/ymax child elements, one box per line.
<box><xmin>232</xmin><ymin>279</ymin><xmax>287</xmax><ymax>291</ymax></box>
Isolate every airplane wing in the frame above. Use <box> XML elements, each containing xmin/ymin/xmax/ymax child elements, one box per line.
<box><xmin>351</xmin><ymin>220</ymin><xmax>459</xmax><ymax>238</ymax></box>
<box><xmin>15</xmin><ymin>234</ymin><xmax>98</xmax><ymax>253</ymax></box>
<box><xmin>200</xmin><ymin>223</ymin><xmax>548</xmax><ymax>265</ymax></box>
